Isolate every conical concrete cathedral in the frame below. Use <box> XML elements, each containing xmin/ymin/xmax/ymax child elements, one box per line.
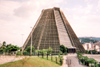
<box><xmin>22</xmin><ymin>7</ymin><xmax>85</xmax><ymax>53</ymax></box>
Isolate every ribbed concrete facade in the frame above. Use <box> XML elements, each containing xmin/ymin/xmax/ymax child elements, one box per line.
<box><xmin>22</xmin><ymin>7</ymin><xmax>85</xmax><ymax>53</ymax></box>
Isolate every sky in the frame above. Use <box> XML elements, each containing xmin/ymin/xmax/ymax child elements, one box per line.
<box><xmin>0</xmin><ymin>0</ymin><xmax>100</xmax><ymax>47</ymax></box>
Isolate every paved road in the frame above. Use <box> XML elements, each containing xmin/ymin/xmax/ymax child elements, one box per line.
<box><xmin>67</xmin><ymin>54</ymin><xmax>87</xmax><ymax>67</ymax></box>
<box><xmin>0</xmin><ymin>55</ymin><xmax>25</xmax><ymax>64</ymax></box>
<box><xmin>61</xmin><ymin>55</ymin><xmax>68</xmax><ymax>67</ymax></box>
<box><xmin>84</xmin><ymin>54</ymin><xmax>100</xmax><ymax>62</ymax></box>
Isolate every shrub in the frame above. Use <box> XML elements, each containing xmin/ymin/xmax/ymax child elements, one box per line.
<box><xmin>59</xmin><ymin>56</ymin><xmax>63</xmax><ymax>65</ymax></box>
<box><xmin>92</xmin><ymin>50</ymin><xmax>98</xmax><ymax>54</ymax></box>
<box><xmin>23</xmin><ymin>51</ymin><xmax>30</xmax><ymax>55</ymax></box>
<box><xmin>60</xmin><ymin>45</ymin><xmax>67</xmax><ymax>53</ymax></box>
<box><xmin>80</xmin><ymin>56</ymin><xmax>97</xmax><ymax>66</ymax></box>
<box><xmin>85</xmin><ymin>50</ymin><xmax>89</xmax><ymax>54</ymax></box>
<box><xmin>16</xmin><ymin>51</ymin><xmax>22</xmax><ymax>55</ymax></box>
<box><xmin>77</xmin><ymin>52</ymin><xmax>83</xmax><ymax>59</ymax></box>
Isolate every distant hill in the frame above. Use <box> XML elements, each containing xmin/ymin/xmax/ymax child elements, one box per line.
<box><xmin>79</xmin><ymin>37</ymin><xmax>100</xmax><ymax>44</ymax></box>
<box><xmin>90</xmin><ymin>37</ymin><xmax>100</xmax><ymax>41</ymax></box>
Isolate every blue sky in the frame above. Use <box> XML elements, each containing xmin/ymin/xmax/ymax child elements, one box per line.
<box><xmin>0</xmin><ymin>0</ymin><xmax>100</xmax><ymax>46</ymax></box>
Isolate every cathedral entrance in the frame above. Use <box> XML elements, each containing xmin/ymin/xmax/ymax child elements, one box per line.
<box><xmin>68</xmin><ymin>48</ymin><xmax>76</xmax><ymax>53</ymax></box>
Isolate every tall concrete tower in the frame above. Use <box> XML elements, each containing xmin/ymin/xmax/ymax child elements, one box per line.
<box><xmin>22</xmin><ymin>7</ymin><xmax>85</xmax><ymax>53</ymax></box>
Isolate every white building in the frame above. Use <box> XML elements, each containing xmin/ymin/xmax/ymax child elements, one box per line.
<box><xmin>82</xmin><ymin>41</ymin><xmax>100</xmax><ymax>52</ymax></box>
<box><xmin>94</xmin><ymin>41</ymin><xmax>100</xmax><ymax>52</ymax></box>
<box><xmin>82</xmin><ymin>42</ymin><xmax>94</xmax><ymax>51</ymax></box>
<box><xmin>0</xmin><ymin>43</ymin><xmax>2</xmax><ymax>47</ymax></box>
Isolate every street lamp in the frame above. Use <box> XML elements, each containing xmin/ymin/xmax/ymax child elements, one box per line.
<box><xmin>30</xmin><ymin>27</ymin><xmax>32</xmax><ymax>56</ymax></box>
<box><xmin>21</xmin><ymin>34</ymin><xmax>24</xmax><ymax>55</ymax></box>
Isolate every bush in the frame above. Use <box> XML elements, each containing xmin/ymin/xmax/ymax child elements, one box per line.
<box><xmin>16</xmin><ymin>51</ymin><xmax>22</xmax><ymax>55</ymax></box>
<box><xmin>77</xmin><ymin>52</ymin><xmax>83</xmax><ymax>59</ymax></box>
<box><xmin>77</xmin><ymin>51</ymin><xmax>98</xmax><ymax>66</ymax></box>
<box><xmin>80</xmin><ymin>56</ymin><xmax>96</xmax><ymax>66</ymax></box>
<box><xmin>52</xmin><ymin>53</ymin><xmax>58</xmax><ymax>55</ymax></box>
<box><xmin>92</xmin><ymin>50</ymin><xmax>98</xmax><ymax>54</ymax></box>
<box><xmin>59</xmin><ymin>57</ymin><xmax>63</xmax><ymax>65</ymax></box>
<box><xmin>85</xmin><ymin>50</ymin><xmax>89</xmax><ymax>54</ymax></box>
<box><xmin>23</xmin><ymin>51</ymin><xmax>30</xmax><ymax>55</ymax></box>
<box><xmin>87</xmin><ymin>58</ymin><xmax>96</xmax><ymax>63</ymax></box>
<box><xmin>60</xmin><ymin>45</ymin><xmax>67</xmax><ymax>53</ymax></box>
<box><xmin>25</xmin><ymin>46</ymin><xmax>35</xmax><ymax>52</ymax></box>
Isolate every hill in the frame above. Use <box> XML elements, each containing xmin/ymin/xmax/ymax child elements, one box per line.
<box><xmin>79</xmin><ymin>37</ymin><xmax>100</xmax><ymax>44</ymax></box>
<box><xmin>0</xmin><ymin>57</ymin><xmax>60</xmax><ymax>67</ymax></box>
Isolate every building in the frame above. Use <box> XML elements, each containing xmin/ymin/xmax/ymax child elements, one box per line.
<box><xmin>22</xmin><ymin>7</ymin><xmax>85</xmax><ymax>53</ymax></box>
<box><xmin>82</xmin><ymin>43</ymin><xmax>94</xmax><ymax>51</ymax></box>
<box><xmin>0</xmin><ymin>43</ymin><xmax>2</xmax><ymax>47</ymax></box>
<box><xmin>82</xmin><ymin>41</ymin><xmax>100</xmax><ymax>52</ymax></box>
<box><xmin>94</xmin><ymin>41</ymin><xmax>100</xmax><ymax>52</ymax></box>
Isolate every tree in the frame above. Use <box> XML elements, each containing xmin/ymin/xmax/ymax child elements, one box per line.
<box><xmin>5</xmin><ymin>44</ymin><xmax>11</xmax><ymax>52</ymax></box>
<box><xmin>40</xmin><ymin>49</ymin><xmax>47</xmax><ymax>58</ymax></box>
<box><xmin>2</xmin><ymin>41</ymin><xmax>6</xmax><ymax>46</ymax></box>
<box><xmin>0</xmin><ymin>41</ymin><xmax>6</xmax><ymax>52</ymax></box>
<box><xmin>91</xmin><ymin>50</ymin><xmax>97</xmax><ymax>54</ymax></box>
<box><xmin>47</xmin><ymin>47</ymin><xmax>53</xmax><ymax>60</ymax></box>
<box><xmin>25</xmin><ymin>46</ymin><xmax>35</xmax><ymax>52</ymax></box>
<box><xmin>0</xmin><ymin>46</ymin><xmax>6</xmax><ymax>52</ymax></box>
<box><xmin>60</xmin><ymin>45</ymin><xmax>67</xmax><ymax>53</ymax></box>
<box><xmin>0</xmin><ymin>44</ymin><xmax>20</xmax><ymax>55</ymax></box>
<box><xmin>7</xmin><ymin>45</ymin><xmax>20</xmax><ymax>52</ymax></box>
<box><xmin>35</xmin><ymin>50</ymin><xmax>41</xmax><ymax>57</ymax></box>
<box><xmin>0</xmin><ymin>44</ymin><xmax>6</xmax><ymax>52</ymax></box>
<box><xmin>8</xmin><ymin>45</ymin><xmax>20</xmax><ymax>55</ymax></box>
<box><xmin>47</xmin><ymin>47</ymin><xmax>53</xmax><ymax>54</ymax></box>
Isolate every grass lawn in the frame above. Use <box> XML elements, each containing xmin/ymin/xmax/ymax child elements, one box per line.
<box><xmin>0</xmin><ymin>56</ymin><xmax>61</xmax><ymax>67</ymax></box>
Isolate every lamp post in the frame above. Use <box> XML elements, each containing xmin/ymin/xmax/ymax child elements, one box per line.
<box><xmin>21</xmin><ymin>34</ymin><xmax>24</xmax><ymax>55</ymax></box>
<box><xmin>30</xmin><ymin>27</ymin><xmax>32</xmax><ymax>56</ymax></box>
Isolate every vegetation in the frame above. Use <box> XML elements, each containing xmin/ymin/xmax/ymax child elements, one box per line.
<box><xmin>23</xmin><ymin>46</ymin><xmax>53</xmax><ymax>56</ymax></box>
<box><xmin>0</xmin><ymin>42</ymin><xmax>63</xmax><ymax>66</ymax></box>
<box><xmin>40</xmin><ymin>49</ymin><xmax>47</xmax><ymax>58</ymax></box>
<box><xmin>6</xmin><ymin>45</ymin><xmax>20</xmax><ymax>52</ymax></box>
<box><xmin>60</xmin><ymin>45</ymin><xmax>67</xmax><ymax>53</ymax></box>
<box><xmin>0</xmin><ymin>57</ymin><xmax>61</xmax><ymax>67</ymax></box>
<box><xmin>16</xmin><ymin>51</ymin><xmax>22</xmax><ymax>55</ymax></box>
<box><xmin>92</xmin><ymin>50</ymin><xmax>98</xmax><ymax>54</ymax></box>
<box><xmin>85</xmin><ymin>50</ymin><xmax>98</xmax><ymax>54</ymax></box>
<box><xmin>38</xmin><ymin>55</ymin><xmax>63</xmax><ymax>65</ymax></box>
<box><xmin>79</xmin><ymin>38</ymin><xmax>98</xmax><ymax>44</ymax></box>
<box><xmin>47</xmin><ymin>47</ymin><xmax>53</xmax><ymax>54</ymax></box>
<box><xmin>35</xmin><ymin>50</ymin><xmax>41</xmax><ymax>57</ymax></box>
<box><xmin>25</xmin><ymin>46</ymin><xmax>35</xmax><ymax>52</ymax></box>
<box><xmin>0</xmin><ymin>41</ymin><xmax>6</xmax><ymax>52</ymax></box>
<box><xmin>77</xmin><ymin>52</ymin><xmax>99</xmax><ymax>67</ymax></box>
<box><xmin>0</xmin><ymin>45</ymin><xmax>6</xmax><ymax>52</ymax></box>
<box><xmin>2</xmin><ymin>41</ymin><xmax>6</xmax><ymax>46</ymax></box>
<box><xmin>0</xmin><ymin>41</ymin><xmax>20</xmax><ymax>55</ymax></box>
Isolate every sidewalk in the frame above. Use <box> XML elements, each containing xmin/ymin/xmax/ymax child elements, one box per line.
<box><xmin>67</xmin><ymin>54</ymin><xmax>87</xmax><ymax>67</ymax></box>
<box><xmin>61</xmin><ymin>55</ymin><xmax>68</xmax><ymax>67</ymax></box>
<box><xmin>0</xmin><ymin>55</ymin><xmax>25</xmax><ymax>64</ymax></box>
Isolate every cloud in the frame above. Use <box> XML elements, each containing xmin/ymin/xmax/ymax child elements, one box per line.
<box><xmin>0</xmin><ymin>0</ymin><xmax>64</xmax><ymax>46</ymax></box>
<box><xmin>3</xmin><ymin>0</ymin><xmax>28</xmax><ymax>2</ymax></box>
<box><xmin>14</xmin><ymin>4</ymin><xmax>35</xmax><ymax>18</ymax></box>
<box><xmin>0</xmin><ymin>0</ymin><xmax>100</xmax><ymax>47</ymax></box>
<box><xmin>61</xmin><ymin>0</ymin><xmax>100</xmax><ymax>37</ymax></box>
<box><xmin>13</xmin><ymin>0</ymin><xmax>64</xmax><ymax>18</ymax></box>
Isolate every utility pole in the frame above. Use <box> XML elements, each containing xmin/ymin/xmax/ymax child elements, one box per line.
<box><xmin>30</xmin><ymin>27</ymin><xmax>32</xmax><ymax>56</ymax></box>
<box><xmin>21</xmin><ymin>34</ymin><xmax>24</xmax><ymax>55</ymax></box>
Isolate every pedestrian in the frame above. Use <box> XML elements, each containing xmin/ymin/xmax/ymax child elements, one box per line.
<box><xmin>78</xmin><ymin>59</ymin><xmax>80</xmax><ymax>64</ymax></box>
<box><xmin>66</xmin><ymin>59</ymin><xmax>67</xmax><ymax>64</ymax></box>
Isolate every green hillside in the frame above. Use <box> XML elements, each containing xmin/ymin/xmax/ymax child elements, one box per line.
<box><xmin>79</xmin><ymin>37</ymin><xmax>99</xmax><ymax>44</ymax></box>
<box><xmin>0</xmin><ymin>57</ymin><xmax>60</xmax><ymax>67</ymax></box>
